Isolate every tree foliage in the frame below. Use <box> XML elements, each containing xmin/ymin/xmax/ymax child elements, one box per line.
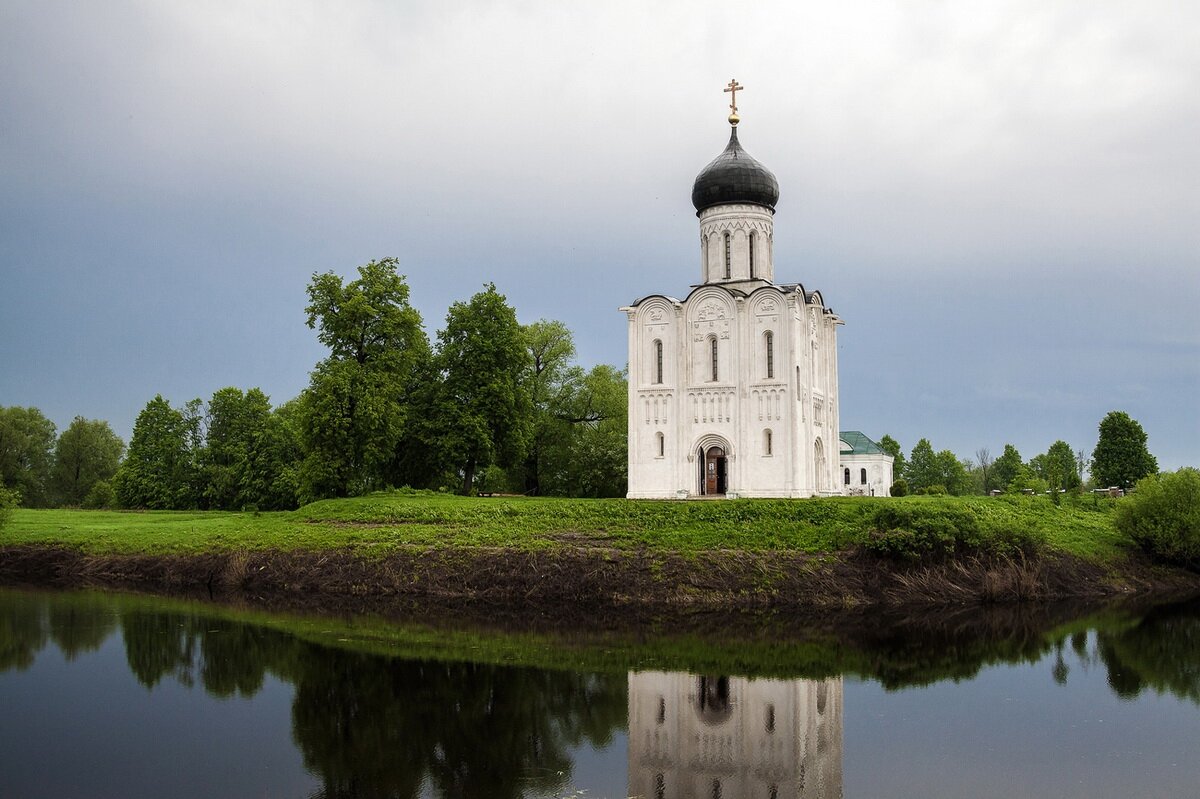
<box><xmin>428</xmin><ymin>284</ymin><xmax>533</xmax><ymax>494</ymax></box>
<box><xmin>1092</xmin><ymin>411</ymin><xmax>1157</xmax><ymax>490</ymax></box>
<box><xmin>905</xmin><ymin>439</ymin><xmax>938</xmax><ymax>492</ymax></box>
<box><xmin>299</xmin><ymin>259</ymin><xmax>429</xmax><ymax>500</ymax></box>
<box><xmin>503</xmin><ymin>322</ymin><xmax>629</xmax><ymax>498</ymax></box>
<box><xmin>238</xmin><ymin>399</ymin><xmax>303</xmax><ymax>510</ymax></box>
<box><xmin>905</xmin><ymin>439</ymin><xmax>969</xmax><ymax>495</ymax></box>
<box><xmin>879</xmin><ymin>435</ymin><xmax>905</xmax><ymax>481</ymax></box>
<box><xmin>0</xmin><ymin>485</ymin><xmax>18</xmax><ymax>531</ymax></box>
<box><xmin>0</xmin><ymin>406</ymin><xmax>57</xmax><ymax>507</ymax></box>
<box><xmin>51</xmin><ymin>417</ymin><xmax>125</xmax><ymax>506</ymax></box>
<box><xmin>199</xmin><ymin>387</ymin><xmax>270</xmax><ymax>509</ymax></box>
<box><xmin>539</xmin><ymin>364</ymin><xmax>628</xmax><ymax>498</ymax></box>
<box><xmin>195</xmin><ymin>388</ymin><xmax>300</xmax><ymax>510</ymax></box>
<box><xmin>518</xmin><ymin>319</ymin><xmax>577</xmax><ymax>495</ymax></box>
<box><xmin>113</xmin><ymin>395</ymin><xmax>200</xmax><ymax>509</ymax></box>
<box><xmin>992</xmin><ymin>444</ymin><xmax>1023</xmax><ymax>492</ymax></box>
<box><xmin>1032</xmin><ymin>440</ymin><xmax>1080</xmax><ymax>492</ymax></box>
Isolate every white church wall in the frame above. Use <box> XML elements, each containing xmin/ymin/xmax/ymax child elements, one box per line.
<box><xmin>840</xmin><ymin>453</ymin><xmax>894</xmax><ymax>497</ymax></box>
<box><xmin>627</xmin><ymin>671</ymin><xmax>844</xmax><ymax>799</ymax></box>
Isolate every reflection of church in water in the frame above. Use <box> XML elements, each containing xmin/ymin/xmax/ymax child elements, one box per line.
<box><xmin>627</xmin><ymin>672</ymin><xmax>843</xmax><ymax>799</ymax></box>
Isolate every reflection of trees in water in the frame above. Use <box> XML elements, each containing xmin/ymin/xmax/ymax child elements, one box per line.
<box><xmin>7</xmin><ymin>589</ymin><xmax>1200</xmax><ymax>794</ymax></box>
<box><xmin>1032</xmin><ymin>600</ymin><xmax>1200</xmax><ymax>706</ymax></box>
<box><xmin>121</xmin><ymin>610</ymin><xmax>199</xmax><ymax>688</ymax></box>
<box><xmin>0</xmin><ymin>591</ymin><xmax>627</xmax><ymax>799</ymax></box>
<box><xmin>291</xmin><ymin>653</ymin><xmax>626</xmax><ymax>799</ymax></box>
<box><xmin>1092</xmin><ymin>602</ymin><xmax>1200</xmax><ymax>704</ymax></box>
<box><xmin>48</xmin><ymin>593</ymin><xmax>118</xmax><ymax>661</ymax></box>
<box><xmin>0</xmin><ymin>593</ymin><xmax>47</xmax><ymax>670</ymax></box>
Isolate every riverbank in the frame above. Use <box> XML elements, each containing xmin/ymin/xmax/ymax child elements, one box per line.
<box><xmin>2</xmin><ymin>491</ymin><xmax>1197</xmax><ymax>610</ymax></box>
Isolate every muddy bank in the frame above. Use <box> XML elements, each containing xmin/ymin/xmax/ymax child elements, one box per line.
<box><xmin>2</xmin><ymin>544</ymin><xmax>1196</xmax><ymax>618</ymax></box>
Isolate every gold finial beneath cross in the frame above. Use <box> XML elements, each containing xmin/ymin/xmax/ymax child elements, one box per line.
<box><xmin>724</xmin><ymin>78</ymin><xmax>743</xmax><ymax>125</ymax></box>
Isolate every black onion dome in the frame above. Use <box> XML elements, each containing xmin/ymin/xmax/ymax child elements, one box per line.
<box><xmin>691</xmin><ymin>126</ymin><xmax>779</xmax><ymax>214</ymax></box>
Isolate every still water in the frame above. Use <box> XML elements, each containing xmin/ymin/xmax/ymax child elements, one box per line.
<box><xmin>1</xmin><ymin>588</ymin><xmax>1198</xmax><ymax>798</ymax></box>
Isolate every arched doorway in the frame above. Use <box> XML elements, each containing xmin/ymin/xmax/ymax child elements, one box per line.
<box><xmin>701</xmin><ymin>446</ymin><xmax>727</xmax><ymax>495</ymax></box>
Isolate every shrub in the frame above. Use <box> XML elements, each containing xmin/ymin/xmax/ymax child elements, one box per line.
<box><xmin>1114</xmin><ymin>468</ymin><xmax>1200</xmax><ymax>570</ymax></box>
<box><xmin>0</xmin><ymin>486</ymin><xmax>18</xmax><ymax>530</ymax></box>
<box><xmin>82</xmin><ymin>480</ymin><xmax>114</xmax><ymax>510</ymax></box>
<box><xmin>864</xmin><ymin>501</ymin><xmax>1042</xmax><ymax>561</ymax></box>
<box><xmin>889</xmin><ymin>478</ymin><xmax>908</xmax><ymax>497</ymax></box>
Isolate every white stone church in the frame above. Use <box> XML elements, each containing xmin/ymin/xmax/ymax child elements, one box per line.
<box><xmin>622</xmin><ymin>86</ymin><xmax>892</xmax><ymax>498</ymax></box>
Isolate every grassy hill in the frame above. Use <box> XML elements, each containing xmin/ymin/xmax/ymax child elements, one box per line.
<box><xmin>3</xmin><ymin>490</ymin><xmax>1129</xmax><ymax>562</ymax></box>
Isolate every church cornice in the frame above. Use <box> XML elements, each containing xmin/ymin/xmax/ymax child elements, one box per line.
<box><xmin>623</xmin><ymin>294</ymin><xmax>683</xmax><ymax>309</ymax></box>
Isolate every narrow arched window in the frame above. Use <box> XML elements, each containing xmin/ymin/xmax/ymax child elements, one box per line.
<box><xmin>656</xmin><ymin>432</ymin><xmax>665</xmax><ymax>457</ymax></box>
<box><xmin>861</xmin><ymin>467</ymin><xmax>868</xmax><ymax>485</ymax></box>
<box><xmin>764</xmin><ymin>331</ymin><xmax>774</xmax><ymax>379</ymax></box>
<box><xmin>749</xmin><ymin>232</ymin><xmax>756</xmax><ymax>278</ymax></box>
<box><xmin>710</xmin><ymin>337</ymin><xmax>719</xmax><ymax>381</ymax></box>
<box><xmin>764</xmin><ymin>429</ymin><xmax>773</xmax><ymax>456</ymax></box>
<box><xmin>653</xmin><ymin>339</ymin><xmax>663</xmax><ymax>384</ymax></box>
<box><xmin>843</xmin><ymin>467</ymin><xmax>851</xmax><ymax>486</ymax></box>
<box><xmin>765</xmin><ymin>703</ymin><xmax>775</xmax><ymax>733</ymax></box>
<box><xmin>723</xmin><ymin>233</ymin><xmax>731</xmax><ymax>279</ymax></box>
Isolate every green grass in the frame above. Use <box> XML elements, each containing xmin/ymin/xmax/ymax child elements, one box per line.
<box><xmin>1</xmin><ymin>490</ymin><xmax>1130</xmax><ymax>562</ymax></box>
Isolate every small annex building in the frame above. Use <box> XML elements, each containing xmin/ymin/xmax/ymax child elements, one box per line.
<box><xmin>838</xmin><ymin>430</ymin><xmax>895</xmax><ymax>496</ymax></box>
<box><xmin>622</xmin><ymin>82</ymin><xmax>846</xmax><ymax>499</ymax></box>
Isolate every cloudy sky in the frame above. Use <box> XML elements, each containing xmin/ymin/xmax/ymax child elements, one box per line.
<box><xmin>2</xmin><ymin>0</ymin><xmax>1197</xmax><ymax>471</ymax></box>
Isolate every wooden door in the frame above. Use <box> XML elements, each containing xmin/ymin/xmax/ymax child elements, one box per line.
<box><xmin>704</xmin><ymin>446</ymin><xmax>726</xmax><ymax>495</ymax></box>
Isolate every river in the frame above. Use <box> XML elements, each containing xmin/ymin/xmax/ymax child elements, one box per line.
<box><xmin>1</xmin><ymin>587</ymin><xmax>1198</xmax><ymax>797</ymax></box>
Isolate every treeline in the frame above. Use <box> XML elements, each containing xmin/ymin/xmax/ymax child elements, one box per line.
<box><xmin>0</xmin><ymin>259</ymin><xmax>627</xmax><ymax>511</ymax></box>
<box><xmin>880</xmin><ymin>410</ymin><xmax>1158</xmax><ymax>497</ymax></box>
<box><xmin>0</xmin><ymin>409</ymin><xmax>124</xmax><ymax>509</ymax></box>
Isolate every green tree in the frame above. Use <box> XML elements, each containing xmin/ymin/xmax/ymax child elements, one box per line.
<box><xmin>299</xmin><ymin>259</ymin><xmax>429</xmax><ymax>500</ymax></box>
<box><xmin>1092</xmin><ymin>411</ymin><xmax>1158</xmax><ymax>490</ymax></box>
<box><xmin>239</xmin><ymin>399</ymin><xmax>302</xmax><ymax>510</ymax></box>
<box><xmin>51</xmin><ymin>417</ymin><xmax>125</xmax><ymax>506</ymax></box>
<box><xmin>0</xmin><ymin>406</ymin><xmax>57</xmax><ymax>507</ymax></box>
<box><xmin>1008</xmin><ymin>464</ymin><xmax>1049</xmax><ymax>495</ymax></box>
<box><xmin>112</xmin><ymin>395</ymin><xmax>199</xmax><ymax>509</ymax></box>
<box><xmin>429</xmin><ymin>284</ymin><xmax>533</xmax><ymax>495</ymax></box>
<box><xmin>903</xmin><ymin>439</ymin><xmax>969</xmax><ymax>494</ymax></box>
<box><xmin>992</xmin><ymin>444</ymin><xmax>1023</xmax><ymax>492</ymax></box>
<box><xmin>543</xmin><ymin>364</ymin><xmax>628</xmax><ymax>497</ymax></box>
<box><xmin>519</xmin><ymin>319</ymin><xmax>577</xmax><ymax>495</ymax></box>
<box><xmin>904</xmin><ymin>438</ymin><xmax>938</xmax><ymax>492</ymax></box>
<box><xmin>1037</xmin><ymin>440</ymin><xmax>1080</xmax><ymax>492</ymax></box>
<box><xmin>197</xmin><ymin>387</ymin><xmax>274</xmax><ymax>509</ymax></box>
<box><xmin>935</xmin><ymin>449</ymin><xmax>970</xmax><ymax>495</ymax></box>
<box><xmin>879</xmin><ymin>435</ymin><xmax>906</xmax><ymax>481</ymax></box>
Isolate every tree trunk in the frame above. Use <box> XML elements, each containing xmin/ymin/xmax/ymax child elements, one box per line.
<box><xmin>462</xmin><ymin>456</ymin><xmax>476</xmax><ymax>496</ymax></box>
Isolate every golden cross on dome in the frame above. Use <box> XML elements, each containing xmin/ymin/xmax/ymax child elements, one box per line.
<box><xmin>723</xmin><ymin>78</ymin><xmax>743</xmax><ymax>125</ymax></box>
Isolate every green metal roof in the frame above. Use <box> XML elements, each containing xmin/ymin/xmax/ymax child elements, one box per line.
<box><xmin>839</xmin><ymin>430</ymin><xmax>886</xmax><ymax>456</ymax></box>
